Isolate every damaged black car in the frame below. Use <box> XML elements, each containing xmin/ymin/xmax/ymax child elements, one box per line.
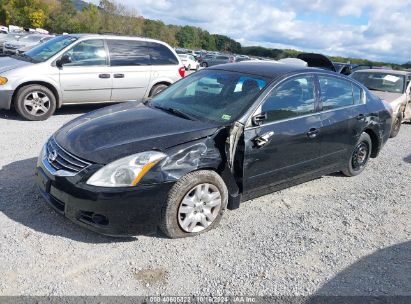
<box><xmin>35</xmin><ymin>62</ymin><xmax>392</xmax><ymax>238</ymax></box>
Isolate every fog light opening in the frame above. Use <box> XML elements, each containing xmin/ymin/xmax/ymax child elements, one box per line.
<box><xmin>91</xmin><ymin>214</ymin><xmax>109</xmax><ymax>226</ymax></box>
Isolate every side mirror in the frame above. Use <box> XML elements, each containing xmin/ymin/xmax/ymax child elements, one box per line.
<box><xmin>252</xmin><ymin>113</ymin><xmax>267</xmax><ymax>126</ymax></box>
<box><xmin>56</xmin><ymin>54</ymin><xmax>71</xmax><ymax>68</ymax></box>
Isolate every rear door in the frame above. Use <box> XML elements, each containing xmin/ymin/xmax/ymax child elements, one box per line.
<box><xmin>243</xmin><ymin>74</ymin><xmax>323</xmax><ymax>192</ymax></box>
<box><xmin>317</xmin><ymin>75</ymin><xmax>367</xmax><ymax>168</ymax></box>
<box><xmin>106</xmin><ymin>39</ymin><xmax>152</xmax><ymax>102</ymax></box>
<box><xmin>59</xmin><ymin>39</ymin><xmax>112</xmax><ymax>103</ymax></box>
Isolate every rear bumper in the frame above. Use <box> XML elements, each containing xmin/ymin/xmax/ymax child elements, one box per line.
<box><xmin>0</xmin><ymin>89</ymin><xmax>13</xmax><ymax>110</ymax></box>
<box><xmin>35</xmin><ymin>160</ymin><xmax>174</xmax><ymax>237</ymax></box>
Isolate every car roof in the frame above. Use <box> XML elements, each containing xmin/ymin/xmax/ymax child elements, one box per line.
<box><xmin>65</xmin><ymin>34</ymin><xmax>169</xmax><ymax>45</ymax></box>
<box><xmin>208</xmin><ymin>61</ymin><xmax>327</xmax><ymax>78</ymax></box>
<box><xmin>353</xmin><ymin>69</ymin><xmax>411</xmax><ymax>76</ymax></box>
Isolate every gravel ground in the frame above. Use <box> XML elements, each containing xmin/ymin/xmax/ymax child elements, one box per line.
<box><xmin>0</xmin><ymin>106</ymin><xmax>410</xmax><ymax>297</ymax></box>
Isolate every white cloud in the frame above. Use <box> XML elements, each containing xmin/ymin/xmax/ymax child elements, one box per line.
<box><xmin>86</xmin><ymin>0</ymin><xmax>411</xmax><ymax>63</ymax></box>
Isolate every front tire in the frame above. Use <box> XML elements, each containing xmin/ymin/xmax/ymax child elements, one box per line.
<box><xmin>160</xmin><ymin>170</ymin><xmax>228</xmax><ymax>238</ymax></box>
<box><xmin>342</xmin><ymin>132</ymin><xmax>372</xmax><ymax>177</ymax></box>
<box><xmin>15</xmin><ymin>85</ymin><xmax>56</xmax><ymax>121</ymax></box>
<box><xmin>390</xmin><ymin>112</ymin><xmax>402</xmax><ymax>138</ymax></box>
<box><xmin>149</xmin><ymin>83</ymin><xmax>169</xmax><ymax>97</ymax></box>
<box><xmin>201</xmin><ymin>62</ymin><xmax>208</xmax><ymax>67</ymax></box>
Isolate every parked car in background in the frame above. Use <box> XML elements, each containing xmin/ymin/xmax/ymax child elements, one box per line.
<box><xmin>35</xmin><ymin>62</ymin><xmax>392</xmax><ymax>238</ymax></box>
<box><xmin>0</xmin><ymin>32</ymin><xmax>25</xmax><ymax>53</ymax></box>
<box><xmin>332</xmin><ymin>62</ymin><xmax>353</xmax><ymax>75</ymax></box>
<box><xmin>351</xmin><ymin>69</ymin><xmax>411</xmax><ymax>137</ymax></box>
<box><xmin>201</xmin><ymin>54</ymin><xmax>234</xmax><ymax>67</ymax></box>
<box><xmin>3</xmin><ymin>34</ymin><xmax>54</xmax><ymax>55</ymax></box>
<box><xmin>179</xmin><ymin>54</ymin><xmax>199</xmax><ymax>71</ymax></box>
<box><xmin>235</xmin><ymin>55</ymin><xmax>250</xmax><ymax>62</ymax></box>
<box><xmin>0</xmin><ymin>34</ymin><xmax>185</xmax><ymax>120</ymax></box>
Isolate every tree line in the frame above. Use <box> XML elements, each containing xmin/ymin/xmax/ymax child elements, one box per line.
<box><xmin>0</xmin><ymin>0</ymin><xmax>408</xmax><ymax>68</ymax></box>
<box><xmin>0</xmin><ymin>0</ymin><xmax>241</xmax><ymax>52</ymax></box>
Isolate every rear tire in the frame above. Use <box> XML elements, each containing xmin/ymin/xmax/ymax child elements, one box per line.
<box><xmin>149</xmin><ymin>83</ymin><xmax>169</xmax><ymax>97</ymax></box>
<box><xmin>342</xmin><ymin>132</ymin><xmax>372</xmax><ymax>177</ymax></box>
<box><xmin>390</xmin><ymin>112</ymin><xmax>402</xmax><ymax>138</ymax></box>
<box><xmin>15</xmin><ymin>85</ymin><xmax>56</xmax><ymax>121</ymax></box>
<box><xmin>201</xmin><ymin>62</ymin><xmax>208</xmax><ymax>67</ymax></box>
<box><xmin>160</xmin><ymin>170</ymin><xmax>228</xmax><ymax>239</ymax></box>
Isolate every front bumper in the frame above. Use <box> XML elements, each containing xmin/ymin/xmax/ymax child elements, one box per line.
<box><xmin>0</xmin><ymin>89</ymin><xmax>13</xmax><ymax>110</ymax></box>
<box><xmin>35</xmin><ymin>157</ymin><xmax>174</xmax><ymax>237</ymax></box>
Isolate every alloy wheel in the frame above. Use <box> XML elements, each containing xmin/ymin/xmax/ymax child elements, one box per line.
<box><xmin>178</xmin><ymin>183</ymin><xmax>222</xmax><ymax>233</ymax></box>
<box><xmin>23</xmin><ymin>91</ymin><xmax>50</xmax><ymax>116</ymax></box>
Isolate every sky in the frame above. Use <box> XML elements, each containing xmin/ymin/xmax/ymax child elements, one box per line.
<box><xmin>87</xmin><ymin>0</ymin><xmax>411</xmax><ymax>63</ymax></box>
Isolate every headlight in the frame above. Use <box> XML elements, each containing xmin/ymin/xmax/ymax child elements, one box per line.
<box><xmin>0</xmin><ymin>76</ymin><xmax>8</xmax><ymax>85</ymax></box>
<box><xmin>86</xmin><ymin>151</ymin><xmax>166</xmax><ymax>187</ymax></box>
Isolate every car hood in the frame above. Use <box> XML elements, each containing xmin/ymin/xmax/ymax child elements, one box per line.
<box><xmin>370</xmin><ymin>91</ymin><xmax>404</xmax><ymax>103</ymax></box>
<box><xmin>297</xmin><ymin>53</ymin><xmax>336</xmax><ymax>72</ymax></box>
<box><xmin>0</xmin><ymin>56</ymin><xmax>33</xmax><ymax>73</ymax></box>
<box><xmin>54</xmin><ymin>102</ymin><xmax>220</xmax><ymax>164</ymax></box>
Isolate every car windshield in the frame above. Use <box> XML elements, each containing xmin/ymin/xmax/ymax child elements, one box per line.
<box><xmin>351</xmin><ymin>72</ymin><xmax>406</xmax><ymax>93</ymax></box>
<box><xmin>150</xmin><ymin>69</ymin><xmax>269</xmax><ymax>124</ymax></box>
<box><xmin>20</xmin><ymin>35</ymin><xmax>45</xmax><ymax>42</ymax></box>
<box><xmin>3</xmin><ymin>33</ymin><xmax>21</xmax><ymax>41</ymax></box>
<box><xmin>19</xmin><ymin>35</ymin><xmax>77</xmax><ymax>63</ymax></box>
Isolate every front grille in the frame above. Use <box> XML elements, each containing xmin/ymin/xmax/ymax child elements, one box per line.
<box><xmin>46</xmin><ymin>137</ymin><xmax>91</xmax><ymax>173</ymax></box>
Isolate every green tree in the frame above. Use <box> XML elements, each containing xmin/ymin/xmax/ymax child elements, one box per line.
<box><xmin>78</xmin><ymin>4</ymin><xmax>102</xmax><ymax>33</ymax></box>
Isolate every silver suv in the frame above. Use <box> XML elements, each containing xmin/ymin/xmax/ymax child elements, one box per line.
<box><xmin>0</xmin><ymin>34</ymin><xmax>185</xmax><ymax>120</ymax></box>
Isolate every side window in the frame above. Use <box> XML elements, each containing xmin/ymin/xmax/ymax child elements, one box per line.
<box><xmin>319</xmin><ymin>76</ymin><xmax>354</xmax><ymax>110</ymax></box>
<box><xmin>261</xmin><ymin>75</ymin><xmax>316</xmax><ymax>123</ymax></box>
<box><xmin>353</xmin><ymin>84</ymin><xmax>364</xmax><ymax>105</ymax></box>
<box><xmin>64</xmin><ymin>39</ymin><xmax>107</xmax><ymax>66</ymax></box>
<box><xmin>146</xmin><ymin>42</ymin><xmax>178</xmax><ymax>65</ymax></box>
<box><xmin>107</xmin><ymin>40</ymin><xmax>150</xmax><ymax>66</ymax></box>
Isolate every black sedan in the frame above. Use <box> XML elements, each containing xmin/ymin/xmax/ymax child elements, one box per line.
<box><xmin>35</xmin><ymin>62</ymin><xmax>392</xmax><ymax>238</ymax></box>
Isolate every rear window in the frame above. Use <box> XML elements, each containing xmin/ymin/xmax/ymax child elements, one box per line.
<box><xmin>107</xmin><ymin>39</ymin><xmax>150</xmax><ymax>66</ymax></box>
<box><xmin>146</xmin><ymin>42</ymin><xmax>179</xmax><ymax>65</ymax></box>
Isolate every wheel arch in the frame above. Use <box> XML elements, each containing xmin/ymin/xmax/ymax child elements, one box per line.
<box><xmin>12</xmin><ymin>81</ymin><xmax>61</xmax><ymax>108</ymax></box>
<box><xmin>148</xmin><ymin>81</ymin><xmax>172</xmax><ymax>97</ymax></box>
<box><xmin>363</xmin><ymin>128</ymin><xmax>380</xmax><ymax>158</ymax></box>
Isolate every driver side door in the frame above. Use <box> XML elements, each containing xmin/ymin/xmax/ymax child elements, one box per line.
<box><xmin>59</xmin><ymin>39</ymin><xmax>112</xmax><ymax>104</ymax></box>
<box><xmin>243</xmin><ymin>74</ymin><xmax>323</xmax><ymax>193</ymax></box>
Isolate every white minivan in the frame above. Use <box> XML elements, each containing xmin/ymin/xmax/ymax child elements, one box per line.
<box><xmin>0</xmin><ymin>34</ymin><xmax>185</xmax><ymax>120</ymax></box>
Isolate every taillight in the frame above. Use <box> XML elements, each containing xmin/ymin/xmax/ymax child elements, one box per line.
<box><xmin>178</xmin><ymin>66</ymin><xmax>185</xmax><ymax>78</ymax></box>
<box><xmin>382</xmin><ymin>99</ymin><xmax>393</xmax><ymax>116</ymax></box>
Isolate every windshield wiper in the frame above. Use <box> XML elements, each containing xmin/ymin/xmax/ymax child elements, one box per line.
<box><xmin>12</xmin><ymin>53</ymin><xmax>36</xmax><ymax>63</ymax></box>
<box><xmin>153</xmin><ymin>105</ymin><xmax>196</xmax><ymax>121</ymax></box>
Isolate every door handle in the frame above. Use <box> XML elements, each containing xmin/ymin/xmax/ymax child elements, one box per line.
<box><xmin>114</xmin><ymin>74</ymin><xmax>125</xmax><ymax>78</ymax></box>
<box><xmin>253</xmin><ymin>131</ymin><xmax>274</xmax><ymax>148</ymax></box>
<box><xmin>307</xmin><ymin>128</ymin><xmax>319</xmax><ymax>139</ymax></box>
<box><xmin>357</xmin><ymin>113</ymin><xmax>365</xmax><ymax>120</ymax></box>
<box><xmin>99</xmin><ymin>74</ymin><xmax>110</xmax><ymax>79</ymax></box>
